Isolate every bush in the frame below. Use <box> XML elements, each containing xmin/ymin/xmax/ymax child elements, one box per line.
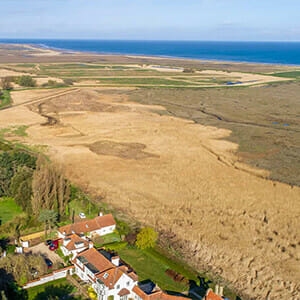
<box><xmin>183</xmin><ymin>68</ymin><xmax>195</xmax><ymax>73</ymax></box>
<box><xmin>0</xmin><ymin>77</ymin><xmax>12</xmax><ymax>90</ymax></box>
<box><xmin>6</xmin><ymin>245</ymin><xmax>16</xmax><ymax>254</ymax></box>
<box><xmin>135</xmin><ymin>227</ymin><xmax>158</xmax><ymax>250</ymax></box>
<box><xmin>116</xmin><ymin>220</ymin><xmax>131</xmax><ymax>236</ymax></box>
<box><xmin>63</xmin><ymin>78</ymin><xmax>74</xmax><ymax>86</ymax></box>
<box><xmin>17</xmin><ymin>76</ymin><xmax>36</xmax><ymax>87</ymax></box>
<box><xmin>45</xmin><ymin>80</ymin><xmax>66</xmax><ymax>88</ymax></box>
<box><xmin>125</xmin><ymin>232</ymin><xmax>137</xmax><ymax>245</ymax></box>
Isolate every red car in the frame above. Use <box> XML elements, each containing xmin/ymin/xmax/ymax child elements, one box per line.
<box><xmin>49</xmin><ymin>240</ymin><xmax>59</xmax><ymax>251</ymax></box>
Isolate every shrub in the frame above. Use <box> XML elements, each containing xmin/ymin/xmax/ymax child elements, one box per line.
<box><xmin>6</xmin><ymin>245</ymin><xmax>16</xmax><ymax>254</ymax></box>
<box><xmin>135</xmin><ymin>227</ymin><xmax>158</xmax><ymax>250</ymax></box>
<box><xmin>0</xmin><ymin>77</ymin><xmax>12</xmax><ymax>90</ymax></box>
<box><xmin>183</xmin><ymin>68</ymin><xmax>195</xmax><ymax>73</ymax></box>
<box><xmin>17</xmin><ymin>76</ymin><xmax>36</xmax><ymax>87</ymax></box>
<box><xmin>63</xmin><ymin>78</ymin><xmax>74</xmax><ymax>86</ymax></box>
<box><xmin>125</xmin><ymin>232</ymin><xmax>137</xmax><ymax>245</ymax></box>
<box><xmin>46</xmin><ymin>80</ymin><xmax>66</xmax><ymax>88</ymax></box>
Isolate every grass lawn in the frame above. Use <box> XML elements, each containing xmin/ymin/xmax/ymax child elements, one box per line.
<box><xmin>26</xmin><ymin>278</ymin><xmax>80</xmax><ymax>300</ymax></box>
<box><xmin>116</xmin><ymin>245</ymin><xmax>199</xmax><ymax>293</ymax></box>
<box><xmin>68</xmin><ymin>199</ymin><xmax>99</xmax><ymax>220</ymax></box>
<box><xmin>0</xmin><ymin>197</ymin><xmax>23</xmax><ymax>224</ymax></box>
<box><xmin>93</xmin><ymin>232</ymin><xmax>121</xmax><ymax>248</ymax></box>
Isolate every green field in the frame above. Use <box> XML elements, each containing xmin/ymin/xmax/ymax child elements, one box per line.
<box><xmin>26</xmin><ymin>278</ymin><xmax>80</xmax><ymax>300</ymax></box>
<box><xmin>272</xmin><ymin>71</ymin><xmax>300</xmax><ymax>78</ymax></box>
<box><xmin>96</xmin><ymin>77</ymin><xmax>199</xmax><ymax>86</ymax></box>
<box><xmin>0</xmin><ymin>90</ymin><xmax>11</xmax><ymax>109</ymax></box>
<box><xmin>0</xmin><ymin>197</ymin><xmax>23</xmax><ymax>224</ymax></box>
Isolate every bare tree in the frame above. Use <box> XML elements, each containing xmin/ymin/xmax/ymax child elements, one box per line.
<box><xmin>0</xmin><ymin>77</ymin><xmax>12</xmax><ymax>90</ymax></box>
<box><xmin>31</xmin><ymin>156</ymin><xmax>70</xmax><ymax>218</ymax></box>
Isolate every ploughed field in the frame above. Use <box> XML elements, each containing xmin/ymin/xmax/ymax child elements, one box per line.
<box><xmin>0</xmin><ymin>82</ymin><xmax>299</xmax><ymax>299</ymax></box>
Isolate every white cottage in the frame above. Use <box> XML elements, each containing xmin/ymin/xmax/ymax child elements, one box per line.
<box><xmin>58</xmin><ymin>214</ymin><xmax>116</xmax><ymax>239</ymax></box>
<box><xmin>73</xmin><ymin>247</ymin><xmax>188</xmax><ymax>300</ymax></box>
<box><xmin>60</xmin><ymin>234</ymin><xmax>93</xmax><ymax>259</ymax></box>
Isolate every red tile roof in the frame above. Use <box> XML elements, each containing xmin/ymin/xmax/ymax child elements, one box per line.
<box><xmin>96</xmin><ymin>265</ymin><xmax>136</xmax><ymax>290</ymax></box>
<box><xmin>132</xmin><ymin>286</ymin><xmax>190</xmax><ymax>300</ymax></box>
<box><xmin>205</xmin><ymin>290</ymin><xmax>223</xmax><ymax>300</ymax></box>
<box><xmin>118</xmin><ymin>288</ymin><xmax>130</xmax><ymax>296</ymax></box>
<box><xmin>76</xmin><ymin>247</ymin><xmax>115</xmax><ymax>273</ymax></box>
<box><xmin>63</xmin><ymin>234</ymin><xmax>89</xmax><ymax>251</ymax></box>
<box><xmin>58</xmin><ymin>214</ymin><xmax>116</xmax><ymax>235</ymax></box>
<box><xmin>97</xmin><ymin>267</ymin><xmax>123</xmax><ymax>289</ymax></box>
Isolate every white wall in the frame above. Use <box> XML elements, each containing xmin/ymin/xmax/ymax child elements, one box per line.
<box><xmin>94</xmin><ymin>225</ymin><xmax>116</xmax><ymax>236</ymax></box>
<box><xmin>23</xmin><ymin>267</ymin><xmax>74</xmax><ymax>289</ymax></box>
<box><xmin>106</xmin><ymin>273</ymin><xmax>137</xmax><ymax>299</ymax></box>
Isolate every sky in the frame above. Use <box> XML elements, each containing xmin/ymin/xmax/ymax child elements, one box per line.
<box><xmin>1</xmin><ymin>0</ymin><xmax>300</xmax><ymax>41</ymax></box>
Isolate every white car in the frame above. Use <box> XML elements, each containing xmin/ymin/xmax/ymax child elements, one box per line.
<box><xmin>79</xmin><ymin>212</ymin><xmax>86</xmax><ymax>219</ymax></box>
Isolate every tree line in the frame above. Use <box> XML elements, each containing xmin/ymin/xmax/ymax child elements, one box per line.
<box><xmin>0</xmin><ymin>148</ymin><xmax>70</xmax><ymax>223</ymax></box>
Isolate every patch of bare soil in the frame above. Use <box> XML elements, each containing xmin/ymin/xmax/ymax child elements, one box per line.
<box><xmin>87</xmin><ymin>141</ymin><xmax>158</xmax><ymax>160</ymax></box>
<box><xmin>2</xmin><ymin>88</ymin><xmax>300</xmax><ymax>300</ymax></box>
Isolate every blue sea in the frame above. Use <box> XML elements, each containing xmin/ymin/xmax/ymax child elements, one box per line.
<box><xmin>0</xmin><ymin>39</ymin><xmax>300</xmax><ymax>65</ymax></box>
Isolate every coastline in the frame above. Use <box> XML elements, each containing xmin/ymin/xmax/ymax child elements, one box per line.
<box><xmin>1</xmin><ymin>40</ymin><xmax>300</xmax><ymax>66</ymax></box>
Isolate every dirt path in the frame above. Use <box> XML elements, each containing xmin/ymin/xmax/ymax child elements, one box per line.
<box><xmin>26</xmin><ymin>243</ymin><xmax>63</xmax><ymax>265</ymax></box>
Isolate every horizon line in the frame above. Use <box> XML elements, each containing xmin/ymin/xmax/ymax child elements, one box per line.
<box><xmin>0</xmin><ymin>38</ymin><xmax>300</xmax><ymax>43</ymax></box>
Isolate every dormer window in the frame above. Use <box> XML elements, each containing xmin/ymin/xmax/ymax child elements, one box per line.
<box><xmin>103</xmin><ymin>273</ymin><xmax>108</xmax><ymax>279</ymax></box>
<box><xmin>85</xmin><ymin>224</ymin><xmax>88</xmax><ymax>228</ymax></box>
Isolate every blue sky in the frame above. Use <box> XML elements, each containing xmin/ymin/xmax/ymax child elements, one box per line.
<box><xmin>1</xmin><ymin>0</ymin><xmax>300</xmax><ymax>41</ymax></box>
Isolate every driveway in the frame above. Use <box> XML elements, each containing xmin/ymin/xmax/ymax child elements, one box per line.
<box><xmin>26</xmin><ymin>242</ymin><xmax>63</xmax><ymax>264</ymax></box>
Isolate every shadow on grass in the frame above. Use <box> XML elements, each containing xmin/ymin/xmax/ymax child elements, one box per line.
<box><xmin>33</xmin><ymin>284</ymin><xmax>76</xmax><ymax>300</ymax></box>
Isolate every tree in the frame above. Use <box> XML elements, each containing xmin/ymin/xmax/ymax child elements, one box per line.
<box><xmin>12</xmin><ymin>223</ymin><xmax>21</xmax><ymax>245</ymax></box>
<box><xmin>9</xmin><ymin>166</ymin><xmax>33</xmax><ymax>212</ymax></box>
<box><xmin>17</xmin><ymin>76</ymin><xmax>36</xmax><ymax>87</ymax></box>
<box><xmin>0</xmin><ymin>253</ymin><xmax>47</xmax><ymax>286</ymax></box>
<box><xmin>38</xmin><ymin>210</ymin><xmax>58</xmax><ymax>237</ymax></box>
<box><xmin>135</xmin><ymin>227</ymin><xmax>158</xmax><ymax>249</ymax></box>
<box><xmin>0</xmin><ymin>77</ymin><xmax>12</xmax><ymax>90</ymax></box>
<box><xmin>31</xmin><ymin>156</ymin><xmax>70</xmax><ymax>218</ymax></box>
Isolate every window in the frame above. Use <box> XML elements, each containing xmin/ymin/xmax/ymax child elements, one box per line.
<box><xmin>103</xmin><ymin>273</ymin><xmax>108</xmax><ymax>279</ymax></box>
<box><xmin>126</xmin><ymin>281</ymin><xmax>130</xmax><ymax>286</ymax></box>
<box><xmin>116</xmin><ymin>284</ymin><xmax>120</xmax><ymax>289</ymax></box>
<box><xmin>120</xmin><ymin>296</ymin><xmax>128</xmax><ymax>300</ymax></box>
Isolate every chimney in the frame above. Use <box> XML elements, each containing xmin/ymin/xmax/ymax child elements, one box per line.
<box><xmin>219</xmin><ymin>286</ymin><xmax>224</xmax><ymax>297</ymax></box>
<box><xmin>99</xmin><ymin>212</ymin><xmax>103</xmax><ymax>217</ymax></box>
<box><xmin>215</xmin><ymin>285</ymin><xmax>219</xmax><ymax>295</ymax></box>
<box><xmin>111</xmin><ymin>256</ymin><xmax>120</xmax><ymax>266</ymax></box>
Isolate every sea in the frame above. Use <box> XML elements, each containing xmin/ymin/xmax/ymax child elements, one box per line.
<box><xmin>0</xmin><ymin>39</ymin><xmax>300</xmax><ymax>65</ymax></box>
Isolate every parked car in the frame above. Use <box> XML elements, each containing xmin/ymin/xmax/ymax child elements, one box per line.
<box><xmin>79</xmin><ymin>212</ymin><xmax>86</xmax><ymax>219</ymax></box>
<box><xmin>49</xmin><ymin>240</ymin><xmax>59</xmax><ymax>251</ymax></box>
<box><xmin>45</xmin><ymin>239</ymin><xmax>52</xmax><ymax>246</ymax></box>
<box><xmin>45</xmin><ymin>258</ymin><xmax>53</xmax><ymax>269</ymax></box>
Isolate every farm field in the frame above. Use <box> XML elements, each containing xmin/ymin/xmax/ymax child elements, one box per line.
<box><xmin>1</xmin><ymin>60</ymin><xmax>296</xmax><ymax>88</ymax></box>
